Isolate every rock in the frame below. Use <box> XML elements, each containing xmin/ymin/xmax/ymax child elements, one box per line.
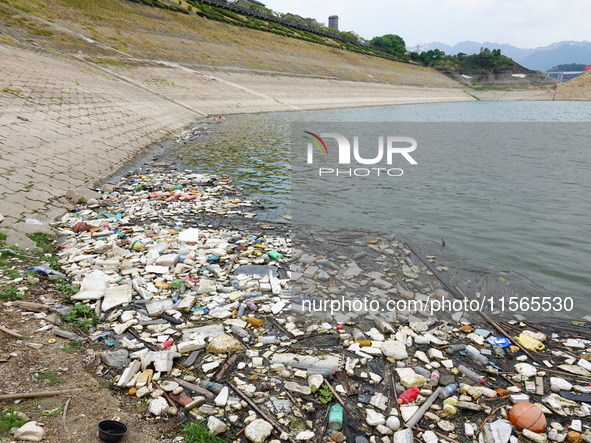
<box><xmin>215</xmin><ymin>387</ymin><xmax>229</xmax><ymax>406</ymax></box>
<box><xmin>465</xmin><ymin>422</ymin><xmax>475</xmax><ymax>437</ymax></box>
<box><xmin>198</xmin><ymin>278</ymin><xmax>217</xmax><ymax>294</ymax></box>
<box><xmin>117</xmin><ymin>360</ymin><xmax>141</xmax><ymax>388</ymax></box>
<box><xmin>295</xmin><ymin>430</ymin><xmax>315</xmax><ymax>440</ymax></box>
<box><xmin>284</xmin><ymin>381</ymin><xmax>311</xmax><ymax>395</ymax></box>
<box><xmin>396</xmin><ymin>368</ymin><xmax>426</xmax><ymax>388</ymax></box>
<box><xmin>400</xmin><ymin>405</ymin><xmax>419</xmax><ymax>422</ymax></box>
<box><xmin>207</xmin><ymin>333</ymin><xmax>244</xmax><ymax>354</ymax></box>
<box><xmin>207</xmin><ymin>417</ymin><xmax>227</xmax><ymax>435</ymax></box>
<box><xmin>381</xmin><ymin>340</ymin><xmax>408</xmax><ymax>360</ymax></box>
<box><xmin>515</xmin><ymin>363</ymin><xmax>538</xmax><ymax>378</ymax></box>
<box><xmin>155</xmin><ymin>254</ymin><xmax>179</xmax><ymax>267</ymax></box>
<box><xmin>14</xmin><ymin>421</ymin><xmax>45</xmax><ymax>442</ymax></box>
<box><xmin>148</xmin><ymin>397</ymin><xmax>169</xmax><ymax>416</ymax></box>
<box><xmin>102</xmin><ymin>284</ymin><xmax>132</xmax><ymax>311</ymax></box>
<box><xmin>557</xmin><ymin>365</ymin><xmax>591</xmax><ymax>377</ymax></box>
<box><xmin>376</xmin><ymin>424</ymin><xmax>393</xmax><ymax>435</ymax></box>
<box><xmin>245</xmin><ymin>419</ymin><xmax>274</xmax><ymax>443</ymax></box>
<box><xmin>366</xmin><ymin>409</ymin><xmax>386</xmax><ymax>426</ymax></box>
<box><xmin>145</xmin><ymin>299</ymin><xmax>174</xmax><ymax>317</ymax></box>
<box><xmin>422</xmin><ymin>430</ymin><xmax>439</xmax><ymax>443</ymax></box>
<box><xmin>178</xmin><ymin>295</ymin><xmax>196</xmax><ymax>312</ymax></box>
<box><xmin>437</xmin><ymin>420</ymin><xmax>455</xmax><ymax>432</ymax></box>
<box><xmin>386</xmin><ymin>416</ymin><xmax>401</xmax><ymax>431</ymax></box>
<box><xmin>550</xmin><ymin>377</ymin><xmax>573</xmax><ymax>392</ymax></box>
<box><xmin>160</xmin><ymin>380</ymin><xmax>180</xmax><ymax>392</ymax></box>
<box><xmin>523</xmin><ymin>429</ymin><xmax>548</xmax><ymax>443</ymax></box>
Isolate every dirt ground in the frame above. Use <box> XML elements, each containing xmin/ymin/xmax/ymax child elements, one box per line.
<box><xmin>0</xmin><ymin>276</ymin><xmax>179</xmax><ymax>443</ymax></box>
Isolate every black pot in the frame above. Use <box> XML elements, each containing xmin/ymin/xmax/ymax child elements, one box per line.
<box><xmin>98</xmin><ymin>420</ymin><xmax>128</xmax><ymax>442</ymax></box>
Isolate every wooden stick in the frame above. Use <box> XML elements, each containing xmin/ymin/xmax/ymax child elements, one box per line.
<box><xmin>171</xmin><ymin>377</ymin><xmax>215</xmax><ymax>399</ymax></box>
<box><xmin>0</xmin><ymin>325</ymin><xmax>22</xmax><ymax>339</ymax></box>
<box><xmin>417</xmin><ymin>425</ymin><xmax>461</xmax><ymax>443</ymax></box>
<box><xmin>62</xmin><ymin>397</ymin><xmax>71</xmax><ymax>434</ymax></box>
<box><xmin>11</xmin><ymin>301</ymin><xmax>50</xmax><ymax>312</ymax></box>
<box><xmin>284</xmin><ymin>389</ymin><xmax>307</xmax><ymax>419</ymax></box>
<box><xmin>323</xmin><ymin>380</ymin><xmax>351</xmax><ymax>415</ymax></box>
<box><xmin>228</xmin><ymin>381</ymin><xmax>297</xmax><ymax>443</ymax></box>
<box><xmin>0</xmin><ymin>388</ymin><xmax>83</xmax><ymax>401</ymax></box>
<box><xmin>475</xmin><ymin>405</ymin><xmax>508</xmax><ymax>437</ymax></box>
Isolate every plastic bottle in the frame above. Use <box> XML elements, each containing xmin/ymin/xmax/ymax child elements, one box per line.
<box><xmin>465</xmin><ymin>345</ymin><xmax>489</xmax><ymax>365</ymax></box>
<box><xmin>438</xmin><ymin>383</ymin><xmax>459</xmax><ymax>399</ymax></box>
<box><xmin>231</xmin><ymin>325</ymin><xmax>250</xmax><ymax>339</ymax></box>
<box><xmin>397</xmin><ymin>386</ymin><xmax>421</xmax><ymax>404</ymax></box>
<box><xmin>429</xmin><ymin>370</ymin><xmax>440</xmax><ymax>386</ymax></box>
<box><xmin>458</xmin><ymin>365</ymin><xmax>486</xmax><ymax>384</ymax></box>
<box><xmin>327</xmin><ymin>429</ymin><xmax>346</xmax><ymax>442</ymax></box>
<box><xmin>445</xmin><ymin>344</ymin><xmax>467</xmax><ymax>355</ymax></box>
<box><xmin>199</xmin><ymin>380</ymin><xmax>224</xmax><ymax>393</ymax></box>
<box><xmin>411</xmin><ymin>366</ymin><xmax>431</xmax><ymax>378</ymax></box>
<box><xmin>352</xmin><ymin>328</ymin><xmax>371</xmax><ymax>347</ymax></box>
<box><xmin>258</xmin><ymin>335</ymin><xmax>277</xmax><ymax>345</ymax></box>
<box><xmin>328</xmin><ymin>404</ymin><xmax>344</xmax><ymax>430</ymax></box>
<box><xmin>245</xmin><ymin>299</ymin><xmax>258</xmax><ymax>312</ymax></box>
<box><xmin>237</xmin><ymin>303</ymin><xmax>246</xmax><ymax>318</ymax></box>
<box><xmin>268</xmin><ymin>250</ymin><xmax>283</xmax><ymax>260</ymax></box>
<box><xmin>246</xmin><ymin>317</ymin><xmax>263</xmax><ymax>327</ymax></box>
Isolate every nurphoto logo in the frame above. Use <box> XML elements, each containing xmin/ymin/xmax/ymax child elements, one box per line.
<box><xmin>302</xmin><ymin>131</ymin><xmax>418</xmax><ymax>177</ymax></box>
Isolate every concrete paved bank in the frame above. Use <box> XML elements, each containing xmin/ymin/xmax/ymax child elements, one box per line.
<box><xmin>0</xmin><ymin>41</ymin><xmax>472</xmax><ymax>244</ymax></box>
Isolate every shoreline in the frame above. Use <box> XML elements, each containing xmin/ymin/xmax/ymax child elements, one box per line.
<box><xmin>1</xmin><ymin>163</ymin><xmax>589</xmax><ymax>442</ymax></box>
<box><xmin>0</xmin><ymin>40</ymin><xmax>474</xmax><ymax>245</ymax></box>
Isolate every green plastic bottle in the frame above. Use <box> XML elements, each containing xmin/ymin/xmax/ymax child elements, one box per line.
<box><xmin>267</xmin><ymin>250</ymin><xmax>283</xmax><ymax>260</ymax></box>
<box><xmin>328</xmin><ymin>403</ymin><xmax>344</xmax><ymax>430</ymax></box>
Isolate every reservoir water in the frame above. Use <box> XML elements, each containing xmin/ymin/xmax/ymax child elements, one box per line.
<box><xmin>169</xmin><ymin>101</ymin><xmax>591</xmax><ymax>319</ymax></box>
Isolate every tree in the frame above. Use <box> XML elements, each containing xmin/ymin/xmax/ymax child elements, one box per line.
<box><xmin>370</xmin><ymin>34</ymin><xmax>406</xmax><ymax>57</ymax></box>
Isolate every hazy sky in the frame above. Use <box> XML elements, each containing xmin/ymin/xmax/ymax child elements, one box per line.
<box><xmin>261</xmin><ymin>0</ymin><xmax>590</xmax><ymax>49</ymax></box>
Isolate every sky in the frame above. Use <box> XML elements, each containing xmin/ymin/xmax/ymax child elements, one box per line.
<box><xmin>260</xmin><ymin>0</ymin><xmax>590</xmax><ymax>49</ymax></box>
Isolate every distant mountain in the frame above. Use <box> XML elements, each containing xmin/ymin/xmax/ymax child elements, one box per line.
<box><xmin>420</xmin><ymin>40</ymin><xmax>591</xmax><ymax>72</ymax></box>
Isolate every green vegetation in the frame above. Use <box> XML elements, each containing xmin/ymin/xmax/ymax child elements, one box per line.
<box><xmin>26</xmin><ymin>233</ymin><xmax>57</xmax><ymax>254</ymax></box>
<box><xmin>2</xmin><ymin>86</ymin><xmax>22</xmax><ymax>96</ymax></box>
<box><xmin>410</xmin><ymin>47</ymin><xmax>516</xmax><ymax>72</ymax></box>
<box><xmin>548</xmin><ymin>63</ymin><xmax>589</xmax><ymax>72</ymax></box>
<box><xmin>64</xmin><ymin>303</ymin><xmax>96</xmax><ymax>331</ymax></box>
<box><xmin>57</xmin><ymin>282</ymin><xmax>79</xmax><ymax>296</ymax></box>
<box><xmin>182</xmin><ymin>421</ymin><xmax>227</xmax><ymax>443</ymax></box>
<box><xmin>317</xmin><ymin>385</ymin><xmax>333</xmax><ymax>404</ymax></box>
<box><xmin>0</xmin><ymin>284</ymin><xmax>24</xmax><ymax>300</ymax></box>
<box><xmin>63</xmin><ymin>339</ymin><xmax>83</xmax><ymax>354</ymax></box>
<box><xmin>0</xmin><ymin>408</ymin><xmax>27</xmax><ymax>437</ymax></box>
<box><xmin>33</xmin><ymin>371</ymin><xmax>64</xmax><ymax>386</ymax></box>
<box><xmin>370</xmin><ymin>34</ymin><xmax>406</xmax><ymax>58</ymax></box>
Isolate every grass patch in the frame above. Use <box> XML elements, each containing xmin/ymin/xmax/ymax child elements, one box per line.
<box><xmin>0</xmin><ymin>285</ymin><xmax>24</xmax><ymax>300</ymax></box>
<box><xmin>183</xmin><ymin>421</ymin><xmax>227</xmax><ymax>443</ymax></box>
<box><xmin>93</xmin><ymin>57</ymin><xmax>133</xmax><ymax>68</ymax></box>
<box><xmin>144</xmin><ymin>77</ymin><xmax>175</xmax><ymax>87</ymax></box>
<box><xmin>26</xmin><ymin>233</ymin><xmax>57</xmax><ymax>254</ymax></box>
<box><xmin>63</xmin><ymin>339</ymin><xmax>82</xmax><ymax>354</ymax></box>
<box><xmin>1</xmin><ymin>86</ymin><xmax>22</xmax><ymax>96</ymax></box>
<box><xmin>57</xmin><ymin>282</ymin><xmax>79</xmax><ymax>296</ymax></box>
<box><xmin>64</xmin><ymin>303</ymin><xmax>96</xmax><ymax>331</ymax></box>
<box><xmin>0</xmin><ymin>408</ymin><xmax>27</xmax><ymax>437</ymax></box>
<box><xmin>33</xmin><ymin>371</ymin><xmax>64</xmax><ymax>387</ymax></box>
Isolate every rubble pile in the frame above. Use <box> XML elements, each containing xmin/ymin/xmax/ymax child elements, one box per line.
<box><xmin>15</xmin><ymin>166</ymin><xmax>591</xmax><ymax>442</ymax></box>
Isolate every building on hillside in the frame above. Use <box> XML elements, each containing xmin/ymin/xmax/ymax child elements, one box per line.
<box><xmin>328</xmin><ymin>15</ymin><xmax>339</xmax><ymax>31</ymax></box>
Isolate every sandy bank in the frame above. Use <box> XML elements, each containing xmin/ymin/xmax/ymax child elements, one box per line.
<box><xmin>0</xmin><ymin>42</ymin><xmax>472</xmax><ymax>239</ymax></box>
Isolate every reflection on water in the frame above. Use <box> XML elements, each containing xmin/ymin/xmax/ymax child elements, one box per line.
<box><xmin>165</xmin><ymin>101</ymin><xmax>591</xmax><ymax>315</ymax></box>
